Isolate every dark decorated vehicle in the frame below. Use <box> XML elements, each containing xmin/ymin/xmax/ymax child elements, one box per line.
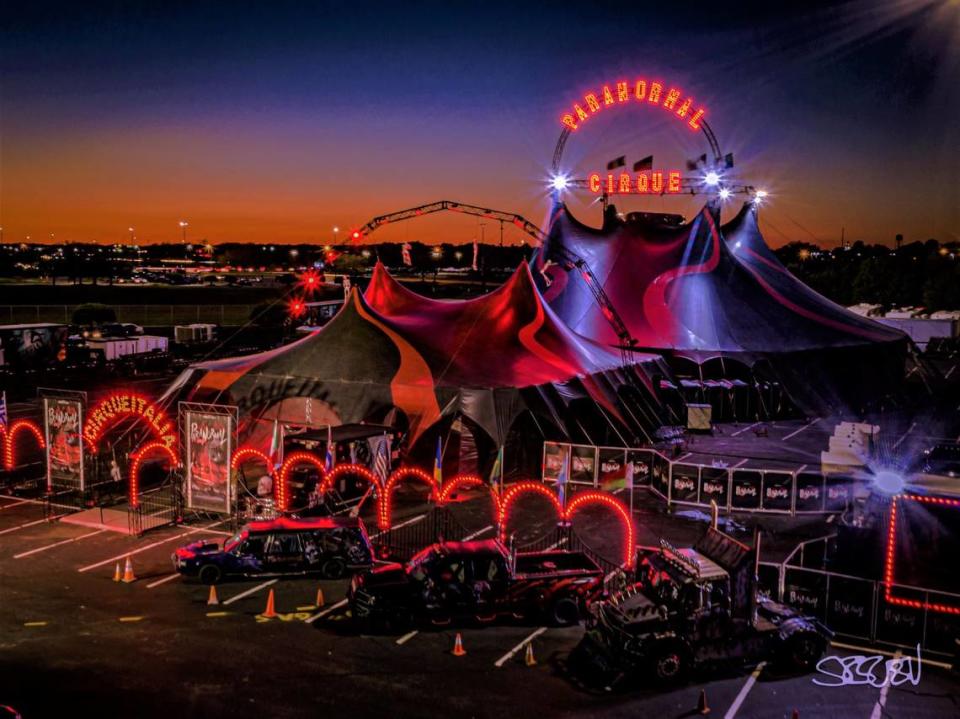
<box><xmin>348</xmin><ymin>538</ymin><xmax>604</xmax><ymax>632</ymax></box>
<box><xmin>570</xmin><ymin>523</ymin><xmax>832</xmax><ymax>686</ymax></box>
<box><xmin>173</xmin><ymin>516</ymin><xmax>374</xmax><ymax>584</ymax></box>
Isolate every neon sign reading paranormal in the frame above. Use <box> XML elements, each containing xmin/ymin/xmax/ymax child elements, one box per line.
<box><xmin>560</xmin><ymin>78</ymin><xmax>706</xmax><ymax>132</ymax></box>
<box><xmin>588</xmin><ymin>171</ymin><xmax>683</xmax><ymax>195</ymax></box>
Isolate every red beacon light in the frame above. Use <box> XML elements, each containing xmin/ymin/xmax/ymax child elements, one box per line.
<box><xmin>299</xmin><ymin>270</ymin><xmax>321</xmax><ymax>294</ymax></box>
<box><xmin>288</xmin><ymin>298</ymin><xmax>307</xmax><ymax>319</ymax></box>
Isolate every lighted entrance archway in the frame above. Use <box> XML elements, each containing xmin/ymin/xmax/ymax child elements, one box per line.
<box><xmin>129</xmin><ymin>441</ymin><xmax>180</xmax><ymax>508</ymax></box>
<box><xmin>2</xmin><ymin>419</ymin><xmax>45</xmax><ymax>471</ymax></box>
<box><xmin>83</xmin><ymin>392</ymin><xmax>176</xmax><ymax>452</ymax></box>
<box><xmin>231</xmin><ymin>447</ymin><xmax>272</xmax><ymax>473</ymax></box>
<box><xmin>497</xmin><ymin>481</ymin><xmax>564</xmax><ymax>542</ymax></box>
<box><xmin>438</xmin><ymin>474</ymin><xmax>501</xmax><ymax>518</ymax></box>
<box><xmin>380</xmin><ymin>467</ymin><xmax>438</xmax><ymax>530</ymax></box>
<box><xmin>276</xmin><ymin>451</ymin><xmax>326</xmax><ymax>514</ymax></box>
<box><xmin>564</xmin><ymin>490</ymin><xmax>635</xmax><ymax>567</ymax></box>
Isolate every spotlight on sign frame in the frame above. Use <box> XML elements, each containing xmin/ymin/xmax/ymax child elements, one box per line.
<box><xmin>704</xmin><ymin>171</ymin><xmax>720</xmax><ymax>186</ymax></box>
<box><xmin>550</xmin><ymin>174</ymin><xmax>570</xmax><ymax>191</ymax></box>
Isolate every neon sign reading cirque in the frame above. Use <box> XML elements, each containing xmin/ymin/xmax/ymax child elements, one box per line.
<box><xmin>560</xmin><ymin>78</ymin><xmax>706</xmax><ymax>132</ymax></box>
<box><xmin>589</xmin><ymin>170</ymin><xmax>683</xmax><ymax>195</ymax></box>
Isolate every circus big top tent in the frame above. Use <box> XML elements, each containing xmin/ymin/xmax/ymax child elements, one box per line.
<box><xmin>166</xmin><ymin>262</ymin><xmax>670</xmax><ymax>473</ymax></box>
<box><xmin>533</xmin><ymin>200</ymin><xmax>910</xmax><ymax>415</ymax></box>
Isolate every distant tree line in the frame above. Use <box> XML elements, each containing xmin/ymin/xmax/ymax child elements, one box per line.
<box><xmin>775</xmin><ymin>239</ymin><xmax>960</xmax><ymax>312</ymax></box>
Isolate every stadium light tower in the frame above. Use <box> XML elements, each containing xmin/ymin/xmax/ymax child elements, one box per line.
<box><xmin>179</xmin><ymin>220</ymin><xmax>189</xmax><ymax>243</ymax></box>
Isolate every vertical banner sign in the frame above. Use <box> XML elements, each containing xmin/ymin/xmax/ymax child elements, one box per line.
<box><xmin>44</xmin><ymin>398</ymin><xmax>84</xmax><ymax>491</ymax></box>
<box><xmin>542</xmin><ymin>442</ymin><xmax>570</xmax><ymax>482</ymax></box>
<box><xmin>570</xmin><ymin>444</ymin><xmax>598</xmax><ymax>485</ymax></box>
<box><xmin>186</xmin><ymin>411</ymin><xmax>233</xmax><ymax>513</ymax></box>
<box><xmin>598</xmin><ymin>448</ymin><xmax>627</xmax><ymax>491</ymax></box>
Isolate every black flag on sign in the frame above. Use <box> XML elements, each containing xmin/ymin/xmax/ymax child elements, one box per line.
<box><xmin>606</xmin><ymin>155</ymin><xmax>626</xmax><ymax>170</ymax></box>
<box><xmin>633</xmin><ymin>155</ymin><xmax>653</xmax><ymax>172</ymax></box>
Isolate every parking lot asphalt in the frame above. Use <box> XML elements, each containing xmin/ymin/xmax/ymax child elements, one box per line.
<box><xmin>1</xmin><ymin>493</ymin><xmax>958</xmax><ymax>719</ymax></box>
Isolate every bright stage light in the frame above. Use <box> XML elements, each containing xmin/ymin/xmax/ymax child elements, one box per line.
<box><xmin>873</xmin><ymin>469</ymin><xmax>906</xmax><ymax>495</ymax></box>
<box><xmin>550</xmin><ymin>174</ymin><xmax>569</xmax><ymax>191</ymax></box>
<box><xmin>718</xmin><ymin>187</ymin><xmax>732</xmax><ymax>200</ymax></box>
<box><xmin>704</xmin><ymin>171</ymin><xmax>720</xmax><ymax>186</ymax></box>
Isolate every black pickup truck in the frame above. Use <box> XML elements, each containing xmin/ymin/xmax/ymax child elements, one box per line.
<box><xmin>348</xmin><ymin>538</ymin><xmax>605</xmax><ymax>632</ymax></box>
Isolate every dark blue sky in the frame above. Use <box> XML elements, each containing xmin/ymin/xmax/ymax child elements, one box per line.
<box><xmin>2</xmin><ymin>1</ymin><xmax>957</xmax><ymax>245</ymax></box>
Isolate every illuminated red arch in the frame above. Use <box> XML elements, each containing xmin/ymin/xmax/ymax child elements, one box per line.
<box><xmin>231</xmin><ymin>447</ymin><xmax>272</xmax><ymax>472</ymax></box>
<box><xmin>498</xmin><ymin>480</ymin><xmax>563</xmax><ymax>542</ymax></box>
<box><xmin>438</xmin><ymin>474</ymin><xmax>501</xmax><ymax>517</ymax></box>
<box><xmin>83</xmin><ymin>392</ymin><xmax>176</xmax><ymax>452</ymax></box>
<box><xmin>3</xmin><ymin>419</ymin><xmax>45</xmax><ymax>471</ymax></box>
<box><xmin>277</xmin><ymin>451</ymin><xmax>326</xmax><ymax>514</ymax></box>
<box><xmin>563</xmin><ymin>491</ymin><xmax>635</xmax><ymax>567</ymax></box>
<box><xmin>380</xmin><ymin>466</ymin><xmax>438</xmax><ymax>530</ymax></box>
<box><xmin>319</xmin><ymin>463</ymin><xmax>381</xmax><ymax>495</ymax></box>
<box><xmin>129</xmin><ymin>441</ymin><xmax>180</xmax><ymax>508</ymax></box>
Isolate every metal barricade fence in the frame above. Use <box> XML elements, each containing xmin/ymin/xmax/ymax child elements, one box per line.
<box><xmin>542</xmin><ymin>441</ymin><xmax>862</xmax><ymax>518</ymax></box>
<box><xmin>756</xmin><ymin>561</ymin><xmax>960</xmax><ymax>657</ymax></box>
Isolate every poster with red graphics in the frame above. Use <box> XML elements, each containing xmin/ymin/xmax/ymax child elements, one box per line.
<box><xmin>186</xmin><ymin>411</ymin><xmax>233</xmax><ymax>513</ymax></box>
<box><xmin>44</xmin><ymin>397</ymin><xmax>84</xmax><ymax>491</ymax></box>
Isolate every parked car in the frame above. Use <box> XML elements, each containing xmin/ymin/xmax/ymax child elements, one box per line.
<box><xmin>173</xmin><ymin>516</ymin><xmax>374</xmax><ymax>584</ymax></box>
<box><xmin>569</xmin><ymin>525</ymin><xmax>832</xmax><ymax>686</ymax></box>
<box><xmin>348</xmin><ymin>538</ymin><xmax>604</xmax><ymax>633</ymax></box>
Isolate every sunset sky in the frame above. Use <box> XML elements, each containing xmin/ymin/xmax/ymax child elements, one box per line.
<box><xmin>2</xmin><ymin>1</ymin><xmax>958</xmax><ymax>247</ymax></box>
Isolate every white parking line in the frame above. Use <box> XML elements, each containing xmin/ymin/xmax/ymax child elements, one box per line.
<box><xmin>462</xmin><ymin>525</ymin><xmax>493</xmax><ymax>541</ymax></box>
<box><xmin>0</xmin><ymin>499</ymin><xmax>30</xmax><ymax>510</ymax></box>
<box><xmin>782</xmin><ymin>420</ymin><xmax>819</xmax><ymax>442</ymax></box>
<box><xmin>723</xmin><ymin>660</ymin><xmax>766</xmax><ymax>718</ymax></box>
<box><xmin>732</xmin><ymin>458</ymin><xmax>750</xmax><ymax>468</ymax></box>
<box><xmin>730</xmin><ymin>422</ymin><xmax>760</xmax><ymax>437</ymax></box>
<box><xmin>222</xmin><ymin>579</ymin><xmax>277</xmax><ymax>605</ymax></box>
<box><xmin>305</xmin><ymin>598</ymin><xmax>348</xmax><ymax>624</ymax></box>
<box><xmin>0</xmin><ymin>495</ymin><xmax>76</xmax><ymax>511</ymax></box>
<box><xmin>545</xmin><ymin>537</ymin><xmax>568</xmax><ymax>551</ymax></box>
<box><xmin>869</xmin><ymin>649</ymin><xmax>900</xmax><ymax>719</ymax></box>
<box><xmin>146</xmin><ymin>572</ymin><xmax>181</xmax><ymax>589</ymax></box>
<box><xmin>395</xmin><ymin>630</ymin><xmax>419</xmax><ymax>645</ymax></box>
<box><xmin>14</xmin><ymin>529</ymin><xmax>106</xmax><ymax>558</ymax></box>
<box><xmin>0</xmin><ymin>513</ymin><xmax>69</xmax><ymax>536</ymax></box>
<box><xmin>77</xmin><ymin>520</ymin><xmax>229</xmax><ymax>573</ymax></box>
<box><xmin>494</xmin><ymin>627</ymin><xmax>548</xmax><ymax>667</ymax></box>
<box><xmin>676</xmin><ymin>452</ymin><xmax>692</xmax><ymax>462</ymax></box>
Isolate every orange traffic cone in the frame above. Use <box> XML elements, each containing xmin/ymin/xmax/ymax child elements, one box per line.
<box><xmin>451</xmin><ymin>632</ymin><xmax>466</xmax><ymax>656</ymax></box>
<box><xmin>112</xmin><ymin>562</ymin><xmax>122</xmax><ymax>582</ymax></box>
<box><xmin>315</xmin><ymin>588</ymin><xmax>325</xmax><ymax>608</ymax></box>
<box><xmin>524</xmin><ymin>642</ymin><xmax>537</xmax><ymax>667</ymax></box>
<box><xmin>261</xmin><ymin>588</ymin><xmax>277</xmax><ymax>618</ymax></box>
<box><xmin>207</xmin><ymin>585</ymin><xmax>219</xmax><ymax>606</ymax></box>
<box><xmin>696</xmin><ymin>689</ymin><xmax>710</xmax><ymax>715</ymax></box>
<box><xmin>121</xmin><ymin>556</ymin><xmax>136</xmax><ymax>584</ymax></box>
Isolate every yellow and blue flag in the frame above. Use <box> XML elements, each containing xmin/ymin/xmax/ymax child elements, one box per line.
<box><xmin>434</xmin><ymin>436</ymin><xmax>443</xmax><ymax>485</ymax></box>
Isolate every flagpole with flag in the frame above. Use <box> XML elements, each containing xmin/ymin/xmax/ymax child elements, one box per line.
<box><xmin>325</xmin><ymin>425</ymin><xmax>335</xmax><ymax>473</ymax></box>
<box><xmin>489</xmin><ymin>445</ymin><xmax>504</xmax><ymax>494</ymax></box>
<box><xmin>557</xmin><ymin>448</ymin><xmax>569</xmax><ymax>510</ymax></box>
<box><xmin>434</xmin><ymin>435</ymin><xmax>443</xmax><ymax>487</ymax></box>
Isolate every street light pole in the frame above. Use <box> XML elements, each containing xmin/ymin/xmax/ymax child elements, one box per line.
<box><xmin>179</xmin><ymin>220</ymin><xmax>189</xmax><ymax>244</ymax></box>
